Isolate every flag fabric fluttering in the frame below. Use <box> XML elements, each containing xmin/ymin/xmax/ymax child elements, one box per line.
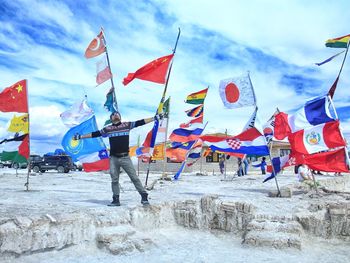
<box><xmin>60</xmin><ymin>99</ymin><xmax>94</xmax><ymax>127</ymax></box>
<box><xmin>185</xmin><ymin>105</ymin><xmax>204</xmax><ymax>118</ymax></box>
<box><xmin>173</xmin><ymin>161</ymin><xmax>186</xmax><ymax>180</ymax></box>
<box><xmin>0</xmin><ymin>134</ymin><xmax>29</xmax><ymax>161</ymax></box>
<box><xmin>180</xmin><ymin>114</ymin><xmax>203</xmax><ymax>128</ymax></box>
<box><xmin>303</xmin><ymin>148</ymin><xmax>349</xmax><ymax>173</ymax></box>
<box><xmin>200</xmin><ymin>127</ymin><xmax>269</xmax><ymax>156</ymax></box>
<box><xmin>186</xmin><ymin>141</ymin><xmax>203</xmax><ymax>167</ymax></box>
<box><xmin>325</xmin><ymin>34</ymin><xmax>350</xmax><ymax>48</ymax></box>
<box><xmin>122</xmin><ymin>54</ymin><xmax>174</xmax><ymax>86</ymax></box>
<box><xmin>61</xmin><ymin>116</ymin><xmax>109</xmax><ymax>172</ymax></box>
<box><xmin>288</xmin><ymin>120</ymin><xmax>346</xmax><ymax>154</ymax></box>
<box><xmin>0</xmin><ymin>80</ymin><xmax>28</xmax><ymax>113</ymax></box>
<box><xmin>263</xmin><ymin>154</ymin><xmax>291</xmax><ymax>183</ymax></box>
<box><xmin>169</xmin><ymin>123</ymin><xmax>205</xmax><ymax>143</ymax></box>
<box><xmin>7</xmin><ymin>114</ymin><xmax>29</xmax><ymax>134</ymax></box>
<box><xmin>96</xmin><ymin>57</ymin><xmax>112</xmax><ymax>85</ymax></box>
<box><xmin>242</xmin><ymin>107</ymin><xmax>258</xmax><ymax>131</ymax></box>
<box><xmin>84</xmin><ymin>31</ymin><xmax>106</xmax><ymax>59</ymax></box>
<box><xmin>262</xmin><ymin>110</ymin><xmax>278</xmax><ymax>143</ymax></box>
<box><xmin>219</xmin><ymin>73</ymin><xmax>256</xmax><ymax>109</ymax></box>
<box><xmin>274</xmin><ymin>95</ymin><xmax>335</xmax><ymax>140</ymax></box>
<box><xmin>104</xmin><ymin>87</ymin><xmax>118</xmax><ymax>114</ymax></box>
<box><xmin>328</xmin><ymin>76</ymin><xmax>339</xmax><ymax>99</ymax></box>
<box><xmin>315</xmin><ymin>50</ymin><xmax>345</xmax><ymax>66</ymax></box>
<box><xmin>166</xmin><ymin>141</ymin><xmax>196</xmax><ymax>162</ymax></box>
<box><xmin>185</xmin><ymin>87</ymin><xmax>209</xmax><ymax>105</ymax></box>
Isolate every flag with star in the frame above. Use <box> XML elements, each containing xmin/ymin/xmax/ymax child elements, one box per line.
<box><xmin>0</xmin><ymin>80</ymin><xmax>28</xmax><ymax>113</ymax></box>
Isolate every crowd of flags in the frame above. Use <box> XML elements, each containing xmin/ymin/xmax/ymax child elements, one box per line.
<box><xmin>0</xmin><ymin>31</ymin><xmax>349</xmax><ymax>185</ymax></box>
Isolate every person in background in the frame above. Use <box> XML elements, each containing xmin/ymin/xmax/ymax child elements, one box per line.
<box><xmin>219</xmin><ymin>155</ymin><xmax>225</xmax><ymax>175</ymax></box>
<box><xmin>237</xmin><ymin>157</ymin><xmax>244</xmax><ymax>176</ymax></box>
<box><xmin>73</xmin><ymin>111</ymin><xmax>162</xmax><ymax>206</ymax></box>
<box><xmin>297</xmin><ymin>164</ymin><xmax>313</xmax><ymax>182</ymax></box>
<box><xmin>243</xmin><ymin>156</ymin><xmax>249</xmax><ymax>175</ymax></box>
<box><xmin>260</xmin><ymin>157</ymin><xmax>267</xmax><ymax>175</ymax></box>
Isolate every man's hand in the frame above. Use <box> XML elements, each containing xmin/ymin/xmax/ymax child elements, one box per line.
<box><xmin>73</xmin><ymin>133</ymin><xmax>81</xmax><ymax>140</ymax></box>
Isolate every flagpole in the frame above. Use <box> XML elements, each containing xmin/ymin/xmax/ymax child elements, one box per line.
<box><xmin>24</xmin><ymin>79</ymin><xmax>30</xmax><ymax>191</ymax></box>
<box><xmin>101</xmin><ymin>27</ymin><xmax>118</xmax><ymax>111</ymax></box>
<box><xmin>145</xmin><ymin>28</ymin><xmax>181</xmax><ymax>187</ymax></box>
<box><xmin>137</xmin><ymin>134</ymin><xmax>140</xmax><ymax>177</ymax></box>
<box><xmin>224</xmin><ymin>129</ymin><xmax>227</xmax><ymax>179</ymax></box>
<box><xmin>336</xmin><ymin>39</ymin><xmax>350</xmax><ymax>79</ymax></box>
<box><xmin>162</xmin><ymin>97</ymin><xmax>171</xmax><ymax>179</ymax></box>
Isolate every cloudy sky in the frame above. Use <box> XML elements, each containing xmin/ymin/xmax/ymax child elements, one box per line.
<box><xmin>0</xmin><ymin>0</ymin><xmax>349</xmax><ymax>155</ymax></box>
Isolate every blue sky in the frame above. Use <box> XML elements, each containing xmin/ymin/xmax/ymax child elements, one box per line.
<box><xmin>0</xmin><ymin>0</ymin><xmax>349</xmax><ymax>155</ymax></box>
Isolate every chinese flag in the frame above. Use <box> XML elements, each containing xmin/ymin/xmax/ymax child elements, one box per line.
<box><xmin>85</xmin><ymin>31</ymin><xmax>106</xmax><ymax>59</ymax></box>
<box><xmin>0</xmin><ymin>80</ymin><xmax>28</xmax><ymax>113</ymax></box>
<box><xmin>123</xmin><ymin>54</ymin><xmax>174</xmax><ymax>86</ymax></box>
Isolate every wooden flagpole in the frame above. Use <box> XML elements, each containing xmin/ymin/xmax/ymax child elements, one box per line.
<box><xmin>101</xmin><ymin>27</ymin><xmax>118</xmax><ymax>111</ymax></box>
<box><xmin>145</xmin><ymin>28</ymin><xmax>181</xmax><ymax>187</ymax></box>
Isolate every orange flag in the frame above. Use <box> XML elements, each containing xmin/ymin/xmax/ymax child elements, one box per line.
<box><xmin>123</xmin><ymin>54</ymin><xmax>174</xmax><ymax>86</ymax></box>
<box><xmin>85</xmin><ymin>31</ymin><xmax>106</xmax><ymax>59</ymax></box>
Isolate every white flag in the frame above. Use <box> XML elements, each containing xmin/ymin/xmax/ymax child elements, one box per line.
<box><xmin>60</xmin><ymin>99</ymin><xmax>94</xmax><ymax>127</ymax></box>
<box><xmin>219</xmin><ymin>73</ymin><xmax>256</xmax><ymax>109</ymax></box>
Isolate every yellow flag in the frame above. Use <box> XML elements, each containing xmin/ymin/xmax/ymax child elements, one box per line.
<box><xmin>152</xmin><ymin>144</ymin><xmax>165</xmax><ymax>160</ymax></box>
<box><xmin>7</xmin><ymin>114</ymin><xmax>29</xmax><ymax>133</ymax></box>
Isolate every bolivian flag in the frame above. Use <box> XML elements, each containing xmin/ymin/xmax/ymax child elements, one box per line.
<box><xmin>185</xmin><ymin>87</ymin><xmax>209</xmax><ymax>104</ymax></box>
<box><xmin>325</xmin><ymin>34</ymin><xmax>350</xmax><ymax>48</ymax></box>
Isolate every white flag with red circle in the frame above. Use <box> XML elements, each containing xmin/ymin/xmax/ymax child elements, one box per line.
<box><xmin>219</xmin><ymin>73</ymin><xmax>256</xmax><ymax>109</ymax></box>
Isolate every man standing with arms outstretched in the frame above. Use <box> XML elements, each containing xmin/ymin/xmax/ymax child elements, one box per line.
<box><xmin>73</xmin><ymin>112</ymin><xmax>162</xmax><ymax>206</ymax></box>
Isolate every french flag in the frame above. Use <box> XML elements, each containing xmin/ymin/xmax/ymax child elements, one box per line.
<box><xmin>200</xmin><ymin>127</ymin><xmax>269</xmax><ymax>156</ymax></box>
<box><xmin>169</xmin><ymin>123</ymin><xmax>205</xmax><ymax>143</ymax></box>
<box><xmin>274</xmin><ymin>95</ymin><xmax>335</xmax><ymax>140</ymax></box>
<box><xmin>288</xmin><ymin>120</ymin><xmax>346</xmax><ymax>154</ymax></box>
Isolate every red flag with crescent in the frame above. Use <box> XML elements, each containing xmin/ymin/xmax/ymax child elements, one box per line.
<box><xmin>85</xmin><ymin>31</ymin><xmax>106</xmax><ymax>59</ymax></box>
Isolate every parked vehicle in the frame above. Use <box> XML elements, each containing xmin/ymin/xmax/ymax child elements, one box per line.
<box><xmin>30</xmin><ymin>155</ymin><xmax>75</xmax><ymax>173</ymax></box>
<box><xmin>11</xmin><ymin>162</ymin><xmax>27</xmax><ymax>169</ymax></box>
<box><xmin>0</xmin><ymin>161</ymin><xmax>12</xmax><ymax>168</ymax></box>
<box><xmin>73</xmin><ymin>162</ymin><xmax>83</xmax><ymax>171</ymax></box>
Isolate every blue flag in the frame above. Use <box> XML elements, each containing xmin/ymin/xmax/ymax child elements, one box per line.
<box><xmin>61</xmin><ymin>116</ymin><xmax>108</xmax><ymax>162</ymax></box>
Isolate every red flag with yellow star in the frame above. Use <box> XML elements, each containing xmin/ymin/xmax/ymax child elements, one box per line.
<box><xmin>0</xmin><ymin>80</ymin><xmax>28</xmax><ymax>113</ymax></box>
<box><xmin>123</xmin><ymin>54</ymin><xmax>174</xmax><ymax>86</ymax></box>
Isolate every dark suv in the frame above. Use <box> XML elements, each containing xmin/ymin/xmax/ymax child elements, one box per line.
<box><xmin>31</xmin><ymin>155</ymin><xmax>74</xmax><ymax>173</ymax></box>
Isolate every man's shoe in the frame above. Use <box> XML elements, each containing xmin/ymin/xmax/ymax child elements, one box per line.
<box><xmin>107</xmin><ymin>195</ymin><xmax>120</xmax><ymax>206</ymax></box>
<box><xmin>141</xmin><ymin>193</ymin><xmax>150</xmax><ymax>205</ymax></box>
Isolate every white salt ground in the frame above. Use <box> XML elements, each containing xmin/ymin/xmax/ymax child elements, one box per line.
<box><xmin>1</xmin><ymin>167</ymin><xmax>350</xmax><ymax>262</ymax></box>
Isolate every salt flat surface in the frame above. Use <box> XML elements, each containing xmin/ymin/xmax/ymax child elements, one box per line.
<box><xmin>1</xmin><ymin>168</ymin><xmax>349</xmax><ymax>262</ymax></box>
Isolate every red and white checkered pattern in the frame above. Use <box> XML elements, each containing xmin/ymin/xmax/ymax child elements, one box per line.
<box><xmin>226</xmin><ymin>138</ymin><xmax>241</xmax><ymax>149</ymax></box>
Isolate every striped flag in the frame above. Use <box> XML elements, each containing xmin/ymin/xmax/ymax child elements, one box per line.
<box><xmin>185</xmin><ymin>87</ymin><xmax>208</xmax><ymax>105</ymax></box>
<box><xmin>325</xmin><ymin>34</ymin><xmax>350</xmax><ymax>48</ymax></box>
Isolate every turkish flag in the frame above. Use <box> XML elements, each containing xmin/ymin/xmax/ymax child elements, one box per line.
<box><xmin>123</xmin><ymin>54</ymin><xmax>174</xmax><ymax>86</ymax></box>
<box><xmin>0</xmin><ymin>80</ymin><xmax>28</xmax><ymax>113</ymax></box>
<box><xmin>85</xmin><ymin>31</ymin><xmax>106</xmax><ymax>59</ymax></box>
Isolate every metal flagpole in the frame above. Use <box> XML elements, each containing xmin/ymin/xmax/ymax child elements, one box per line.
<box><xmin>145</xmin><ymin>28</ymin><xmax>181</xmax><ymax>187</ymax></box>
<box><xmin>24</xmin><ymin>80</ymin><xmax>31</xmax><ymax>191</ymax></box>
<box><xmin>162</xmin><ymin>97</ymin><xmax>171</xmax><ymax>179</ymax></box>
<box><xmin>101</xmin><ymin>27</ymin><xmax>118</xmax><ymax>111</ymax></box>
<box><xmin>249</xmin><ymin>73</ymin><xmax>280</xmax><ymax>196</ymax></box>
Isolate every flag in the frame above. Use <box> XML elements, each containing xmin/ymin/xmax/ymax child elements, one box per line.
<box><xmin>104</xmin><ymin>87</ymin><xmax>118</xmax><ymax>113</ymax></box>
<box><xmin>137</xmin><ymin>144</ymin><xmax>165</xmax><ymax>160</ymax></box>
<box><xmin>0</xmin><ymin>134</ymin><xmax>29</xmax><ymax>161</ymax></box>
<box><xmin>315</xmin><ymin>50</ymin><xmax>345</xmax><ymax>66</ymax></box>
<box><xmin>61</xmin><ymin>116</ymin><xmax>109</xmax><ymax>172</ymax></box>
<box><xmin>219</xmin><ymin>73</ymin><xmax>255</xmax><ymax>109</ymax></box>
<box><xmin>166</xmin><ymin>141</ymin><xmax>195</xmax><ymax>162</ymax></box>
<box><xmin>185</xmin><ymin>87</ymin><xmax>208</xmax><ymax>104</ymax></box>
<box><xmin>304</xmin><ymin>148</ymin><xmax>349</xmax><ymax>173</ymax></box>
<box><xmin>180</xmin><ymin>114</ymin><xmax>204</xmax><ymax>128</ymax></box>
<box><xmin>200</xmin><ymin>127</ymin><xmax>269</xmax><ymax>156</ymax></box>
<box><xmin>84</xmin><ymin>30</ymin><xmax>106</xmax><ymax>59</ymax></box>
<box><xmin>288</xmin><ymin>120</ymin><xmax>345</xmax><ymax>154</ymax></box>
<box><xmin>7</xmin><ymin>114</ymin><xmax>29</xmax><ymax>134</ymax></box>
<box><xmin>242</xmin><ymin>107</ymin><xmax>258</xmax><ymax>131</ymax></box>
<box><xmin>185</xmin><ymin>105</ymin><xmax>203</xmax><ymax>117</ymax></box>
<box><xmin>325</xmin><ymin>34</ymin><xmax>350</xmax><ymax>48</ymax></box>
<box><xmin>328</xmin><ymin>76</ymin><xmax>339</xmax><ymax>99</ymax></box>
<box><xmin>263</xmin><ymin>154</ymin><xmax>292</xmax><ymax>183</ymax></box>
<box><xmin>174</xmin><ymin>161</ymin><xmax>186</xmax><ymax>180</ymax></box>
<box><xmin>274</xmin><ymin>95</ymin><xmax>335</xmax><ymax>140</ymax></box>
<box><xmin>129</xmin><ymin>145</ymin><xmax>138</xmax><ymax>157</ymax></box>
<box><xmin>60</xmin><ymin>99</ymin><xmax>94</xmax><ymax>127</ymax></box>
<box><xmin>263</xmin><ymin>110</ymin><xmax>278</xmax><ymax>143</ymax></box>
<box><xmin>0</xmin><ymin>80</ymin><xmax>28</xmax><ymax>113</ymax></box>
<box><xmin>122</xmin><ymin>54</ymin><xmax>174</xmax><ymax>86</ymax></box>
<box><xmin>169</xmin><ymin>123</ymin><xmax>205</xmax><ymax>143</ymax></box>
<box><xmin>186</xmin><ymin>141</ymin><xmax>203</xmax><ymax>166</ymax></box>
<box><xmin>96</xmin><ymin>57</ymin><xmax>112</xmax><ymax>85</ymax></box>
